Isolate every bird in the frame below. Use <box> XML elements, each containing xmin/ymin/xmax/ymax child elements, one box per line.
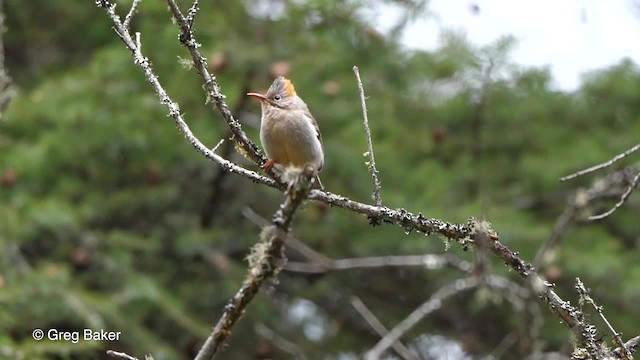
<box><xmin>247</xmin><ymin>76</ymin><xmax>324</xmax><ymax>190</ymax></box>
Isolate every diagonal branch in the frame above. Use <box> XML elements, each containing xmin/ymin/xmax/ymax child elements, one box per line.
<box><xmin>576</xmin><ymin>278</ymin><xmax>634</xmax><ymax>360</ymax></box>
<box><xmin>123</xmin><ymin>0</ymin><xmax>142</xmax><ymax>28</ymax></box>
<box><xmin>351</xmin><ymin>296</ymin><xmax>417</xmax><ymax>360</ymax></box>
<box><xmin>589</xmin><ymin>170</ymin><xmax>640</xmax><ymax>221</ymax></box>
<box><xmin>561</xmin><ymin>142</ymin><xmax>640</xmax><ymax>182</ymax></box>
<box><xmin>353</xmin><ymin>66</ymin><xmax>382</xmax><ymax>209</ymax></box>
<box><xmin>194</xmin><ymin>165</ymin><xmax>316</xmax><ymax>360</ymax></box>
<box><xmin>165</xmin><ymin>0</ymin><xmax>268</xmax><ymax>170</ymax></box>
<box><xmin>365</xmin><ymin>277</ymin><xmax>480</xmax><ymax>360</ymax></box>
<box><xmin>285</xmin><ymin>254</ymin><xmax>471</xmax><ymax>274</ymax></box>
<box><xmin>96</xmin><ymin>0</ymin><xmax>279</xmax><ymax>191</ymax></box>
<box><xmin>0</xmin><ymin>0</ymin><xmax>14</xmax><ymax>121</ymax></box>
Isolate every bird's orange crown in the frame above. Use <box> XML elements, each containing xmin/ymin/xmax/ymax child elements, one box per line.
<box><xmin>282</xmin><ymin>78</ymin><xmax>297</xmax><ymax>97</ymax></box>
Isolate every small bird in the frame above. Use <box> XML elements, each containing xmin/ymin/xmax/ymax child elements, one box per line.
<box><xmin>247</xmin><ymin>77</ymin><xmax>324</xmax><ymax>189</ymax></box>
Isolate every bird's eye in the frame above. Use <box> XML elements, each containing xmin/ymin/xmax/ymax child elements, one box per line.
<box><xmin>274</xmin><ymin>95</ymin><xmax>282</xmax><ymax>101</ymax></box>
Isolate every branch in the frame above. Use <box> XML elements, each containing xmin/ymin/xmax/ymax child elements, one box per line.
<box><xmin>353</xmin><ymin>66</ymin><xmax>382</xmax><ymax>209</ymax></box>
<box><xmin>96</xmin><ymin>0</ymin><xmax>280</xmax><ymax>191</ymax></box>
<box><xmin>576</xmin><ymin>278</ymin><xmax>633</xmax><ymax>360</ymax></box>
<box><xmin>561</xmin><ymin>142</ymin><xmax>640</xmax><ymax>181</ymax></box>
<box><xmin>284</xmin><ymin>254</ymin><xmax>471</xmax><ymax>274</ymax></box>
<box><xmin>254</xmin><ymin>323</ymin><xmax>308</xmax><ymax>360</ymax></box>
<box><xmin>469</xmin><ymin>219</ymin><xmax>593</xmax><ymax>346</ymax></box>
<box><xmin>193</xmin><ymin>166</ymin><xmax>315</xmax><ymax>360</ymax></box>
<box><xmin>123</xmin><ymin>0</ymin><xmax>142</xmax><ymax>28</ymax></box>
<box><xmin>365</xmin><ymin>277</ymin><xmax>480</xmax><ymax>359</ymax></box>
<box><xmin>589</xmin><ymin>170</ymin><xmax>640</xmax><ymax>221</ymax></box>
<box><xmin>165</xmin><ymin>0</ymin><xmax>268</xmax><ymax>169</ymax></box>
<box><xmin>560</xmin><ymin>143</ymin><xmax>640</xmax><ymax>220</ymax></box>
<box><xmin>351</xmin><ymin>296</ymin><xmax>416</xmax><ymax>360</ymax></box>
<box><xmin>106</xmin><ymin>350</ymin><xmax>139</xmax><ymax>360</ymax></box>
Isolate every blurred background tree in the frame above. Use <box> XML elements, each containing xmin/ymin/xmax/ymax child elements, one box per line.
<box><xmin>1</xmin><ymin>0</ymin><xmax>640</xmax><ymax>359</ymax></box>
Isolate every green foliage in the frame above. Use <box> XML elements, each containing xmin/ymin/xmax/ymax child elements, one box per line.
<box><xmin>2</xmin><ymin>0</ymin><xmax>640</xmax><ymax>359</ymax></box>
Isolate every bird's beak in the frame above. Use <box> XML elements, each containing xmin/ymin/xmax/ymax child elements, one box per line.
<box><xmin>247</xmin><ymin>92</ymin><xmax>267</xmax><ymax>101</ymax></box>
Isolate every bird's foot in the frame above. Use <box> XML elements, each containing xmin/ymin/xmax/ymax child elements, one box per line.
<box><xmin>263</xmin><ymin>159</ymin><xmax>275</xmax><ymax>172</ymax></box>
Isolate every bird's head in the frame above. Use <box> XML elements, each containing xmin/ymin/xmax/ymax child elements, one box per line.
<box><xmin>247</xmin><ymin>76</ymin><xmax>304</xmax><ymax>111</ymax></box>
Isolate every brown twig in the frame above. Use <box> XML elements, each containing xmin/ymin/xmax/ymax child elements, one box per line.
<box><xmin>353</xmin><ymin>66</ymin><xmax>382</xmax><ymax>208</ymax></box>
<box><xmin>351</xmin><ymin>296</ymin><xmax>416</xmax><ymax>360</ymax></box>
<box><xmin>193</xmin><ymin>166</ymin><xmax>316</xmax><ymax>360</ymax></box>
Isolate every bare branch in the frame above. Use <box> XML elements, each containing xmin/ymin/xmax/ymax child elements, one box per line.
<box><xmin>285</xmin><ymin>254</ymin><xmax>471</xmax><ymax>274</ymax></box>
<box><xmin>165</xmin><ymin>0</ymin><xmax>268</xmax><ymax>169</ymax></box>
<box><xmin>106</xmin><ymin>350</ymin><xmax>139</xmax><ymax>360</ymax></box>
<box><xmin>123</xmin><ymin>0</ymin><xmax>142</xmax><ymax>29</ymax></box>
<box><xmin>365</xmin><ymin>277</ymin><xmax>480</xmax><ymax>360</ymax></box>
<box><xmin>193</xmin><ymin>166</ymin><xmax>315</xmax><ymax>360</ymax></box>
<box><xmin>351</xmin><ymin>296</ymin><xmax>417</xmax><ymax>360</ymax></box>
<box><xmin>575</xmin><ymin>278</ymin><xmax>633</xmax><ymax>360</ymax></box>
<box><xmin>589</xmin><ymin>170</ymin><xmax>640</xmax><ymax>221</ymax></box>
<box><xmin>561</xmin><ymin>142</ymin><xmax>640</xmax><ymax>181</ymax></box>
<box><xmin>96</xmin><ymin>2</ymin><xmax>279</xmax><ymax>190</ymax></box>
<box><xmin>353</xmin><ymin>66</ymin><xmax>382</xmax><ymax>209</ymax></box>
<box><xmin>255</xmin><ymin>323</ymin><xmax>308</xmax><ymax>360</ymax></box>
<box><xmin>185</xmin><ymin>0</ymin><xmax>199</xmax><ymax>29</ymax></box>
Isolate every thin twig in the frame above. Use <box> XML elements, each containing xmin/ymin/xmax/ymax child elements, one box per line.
<box><xmin>185</xmin><ymin>0</ymin><xmax>199</xmax><ymax>29</ymax></box>
<box><xmin>123</xmin><ymin>0</ymin><xmax>142</xmax><ymax>29</ymax></box>
<box><xmin>106</xmin><ymin>350</ymin><xmax>139</xmax><ymax>360</ymax></box>
<box><xmin>285</xmin><ymin>254</ymin><xmax>471</xmax><ymax>274</ymax></box>
<box><xmin>351</xmin><ymin>296</ymin><xmax>417</xmax><ymax>360</ymax></box>
<box><xmin>353</xmin><ymin>66</ymin><xmax>382</xmax><ymax>207</ymax></box>
<box><xmin>165</xmin><ymin>0</ymin><xmax>268</xmax><ymax>169</ymax></box>
<box><xmin>576</xmin><ymin>278</ymin><xmax>634</xmax><ymax>360</ymax></box>
<box><xmin>589</xmin><ymin>170</ymin><xmax>640</xmax><ymax>220</ymax></box>
<box><xmin>255</xmin><ymin>323</ymin><xmax>308</xmax><ymax>360</ymax></box>
<box><xmin>366</xmin><ymin>274</ymin><xmax>533</xmax><ymax>360</ymax></box>
<box><xmin>193</xmin><ymin>166</ymin><xmax>316</xmax><ymax>360</ymax></box>
<box><xmin>561</xmin><ymin>142</ymin><xmax>640</xmax><ymax>181</ymax></box>
<box><xmin>365</xmin><ymin>277</ymin><xmax>480</xmax><ymax>360</ymax></box>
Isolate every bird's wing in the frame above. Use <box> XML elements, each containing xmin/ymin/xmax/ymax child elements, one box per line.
<box><xmin>305</xmin><ymin>107</ymin><xmax>323</xmax><ymax>146</ymax></box>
